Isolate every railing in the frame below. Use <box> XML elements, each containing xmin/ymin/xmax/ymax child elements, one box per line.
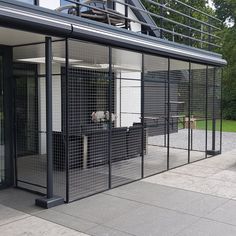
<box><xmin>57</xmin><ymin>0</ymin><xmax>222</xmax><ymax>51</ymax></box>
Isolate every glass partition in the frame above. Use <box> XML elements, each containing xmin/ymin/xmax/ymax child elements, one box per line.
<box><xmin>143</xmin><ymin>54</ymin><xmax>168</xmax><ymax>176</ymax></box>
<box><xmin>111</xmin><ymin>48</ymin><xmax>142</xmax><ymax>187</ymax></box>
<box><xmin>190</xmin><ymin>63</ymin><xmax>207</xmax><ymax>161</ymax></box>
<box><xmin>169</xmin><ymin>60</ymin><xmax>189</xmax><ymax>168</ymax></box>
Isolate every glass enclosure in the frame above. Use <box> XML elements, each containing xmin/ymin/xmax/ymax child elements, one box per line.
<box><xmin>12</xmin><ymin>38</ymin><xmax>223</xmax><ymax>202</ymax></box>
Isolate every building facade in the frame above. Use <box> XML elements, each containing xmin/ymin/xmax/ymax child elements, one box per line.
<box><xmin>0</xmin><ymin>0</ymin><xmax>226</xmax><ymax>207</ymax></box>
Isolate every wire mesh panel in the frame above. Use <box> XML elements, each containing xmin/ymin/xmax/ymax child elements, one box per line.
<box><xmin>207</xmin><ymin>66</ymin><xmax>222</xmax><ymax>155</ymax></box>
<box><xmin>215</xmin><ymin>67</ymin><xmax>222</xmax><ymax>152</ymax></box>
<box><xmin>143</xmin><ymin>54</ymin><xmax>168</xmax><ymax>177</ymax></box>
<box><xmin>207</xmin><ymin>66</ymin><xmax>214</xmax><ymax>155</ymax></box>
<box><xmin>169</xmin><ymin>60</ymin><xmax>189</xmax><ymax>169</ymax></box>
<box><xmin>51</xmin><ymin>40</ymin><xmax>67</xmax><ymax>200</ymax></box>
<box><xmin>13</xmin><ymin>43</ymin><xmax>47</xmax><ymax>193</ymax></box>
<box><xmin>67</xmin><ymin>40</ymin><xmax>109</xmax><ymax>201</ymax></box>
<box><xmin>111</xmin><ymin>48</ymin><xmax>142</xmax><ymax>187</ymax></box>
<box><xmin>190</xmin><ymin>63</ymin><xmax>207</xmax><ymax>162</ymax></box>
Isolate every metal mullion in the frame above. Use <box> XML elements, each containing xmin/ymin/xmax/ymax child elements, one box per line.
<box><xmin>212</xmin><ymin>67</ymin><xmax>216</xmax><ymax>151</ymax></box>
<box><xmin>65</xmin><ymin>38</ymin><xmax>69</xmax><ymax>203</ymax></box>
<box><xmin>220</xmin><ymin>68</ymin><xmax>223</xmax><ymax>153</ymax></box>
<box><xmin>167</xmin><ymin>58</ymin><xmax>170</xmax><ymax>170</ymax></box>
<box><xmin>188</xmin><ymin>62</ymin><xmax>191</xmax><ymax>163</ymax></box>
<box><xmin>141</xmin><ymin>53</ymin><xmax>144</xmax><ymax>178</ymax></box>
<box><xmin>205</xmin><ymin>66</ymin><xmax>208</xmax><ymax>158</ymax></box>
<box><xmin>45</xmin><ymin>37</ymin><xmax>53</xmax><ymax>199</ymax></box>
<box><xmin>108</xmin><ymin>46</ymin><xmax>112</xmax><ymax>189</ymax></box>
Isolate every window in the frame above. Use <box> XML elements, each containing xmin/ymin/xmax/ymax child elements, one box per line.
<box><xmin>60</xmin><ymin>0</ymin><xmax>68</xmax><ymax>6</ymax></box>
<box><xmin>15</xmin><ymin>0</ymin><xmax>37</xmax><ymax>5</ymax></box>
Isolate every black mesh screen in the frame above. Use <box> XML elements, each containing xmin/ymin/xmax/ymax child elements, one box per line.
<box><xmin>67</xmin><ymin>40</ymin><xmax>109</xmax><ymax>201</ymax></box>
<box><xmin>143</xmin><ymin>54</ymin><xmax>168</xmax><ymax>177</ymax></box>
<box><xmin>12</xmin><ymin>38</ymin><xmax>223</xmax><ymax>201</ymax></box>
<box><xmin>190</xmin><ymin>64</ymin><xmax>207</xmax><ymax>161</ymax></box>
<box><xmin>111</xmin><ymin>48</ymin><xmax>142</xmax><ymax>187</ymax></box>
<box><xmin>169</xmin><ymin>60</ymin><xmax>189</xmax><ymax>169</ymax></box>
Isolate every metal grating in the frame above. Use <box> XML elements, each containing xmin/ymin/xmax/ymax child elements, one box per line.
<box><xmin>111</xmin><ymin>48</ymin><xmax>142</xmax><ymax>187</ymax></box>
<box><xmin>143</xmin><ymin>54</ymin><xmax>168</xmax><ymax>177</ymax></box>
<box><xmin>67</xmin><ymin>40</ymin><xmax>110</xmax><ymax>201</ymax></box>
<box><xmin>11</xmin><ymin>38</ymin><xmax>223</xmax><ymax>202</ymax></box>
<box><xmin>190</xmin><ymin>63</ymin><xmax>207</xmax><ymax>161</ymax></box>
<box><xmin>169</xmin><ymin>60</ymin><xmax>189</xmax><ymax>169</ymax></box>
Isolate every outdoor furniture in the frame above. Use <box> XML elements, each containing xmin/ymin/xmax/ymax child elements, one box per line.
<box><xmin>184</xmin><ymin>116</ymin><xmax>197</xmax><ymax>129</ymax></box>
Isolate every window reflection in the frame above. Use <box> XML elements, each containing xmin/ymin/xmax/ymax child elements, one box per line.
<box><xmin>15</xmin><ymin>0</ymin><xmax>35</xmax><ymax>5</ymax></box>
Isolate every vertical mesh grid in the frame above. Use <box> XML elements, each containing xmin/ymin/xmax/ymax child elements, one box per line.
<box><xmin>169</xmin><ymin>60</ymin><xmax>189</xmax><ymax>169</ymax></box>
<box><xmin>143</xmin><ymin>54</ymin><xmax>168</xmax><ymax>177</ymax></box>
<box><xmin>10</xmin><ymin>38</ymin><xmax>223</xmax><ymax>201</ymax></box>
<box><xmin>67</xmin><ymin>40</ymin><xmax>109</xmax><ymax>201</ymax></box>
<box><xmin>190</xmin><ymin>64</ymin><xmax>207</xmax><ymax>161</ymax></box>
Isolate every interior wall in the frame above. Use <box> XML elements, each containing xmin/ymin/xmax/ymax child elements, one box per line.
<box><xmin>38</xmin><ymin>63</ymin><xmax>61</xmax><ymax>155</ymax></box>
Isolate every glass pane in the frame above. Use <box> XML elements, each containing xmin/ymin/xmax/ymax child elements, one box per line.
<box><xmin>144</xmin><ymin>54</ymin><xmax>168</xmax><ymax>177</ymax></box>
<box><xmin>111</xmin><ymin>48</ymin><xmax>142</xmax><ymax>187</ymax></box>
<box><xmin>67</xmin><ymin>40</ymin><xmax>109</xmax><ymax>201</ymax></box>
<box><xmin>0</xmin><ymin>56</ymin><xmax>4</xmax><ymax>185</ymax></box>
<box><xmin>190</xmin><ymin>63</ymin><xmax>207</xmax><ymax>162</ymax></box>
<box><xmin>15</xmin><ymin>0</ymin><xmax>35</xmax><ymax>5</ymax></box>
<box><xmin>169</xmin><ymin>59</ymin><xmax>189</xmax><ymax>169</ymax></box>
<box><xmin>13</xmin><ymin>43</ymin><xmax>47</xmax><ymax>194</ymax></box>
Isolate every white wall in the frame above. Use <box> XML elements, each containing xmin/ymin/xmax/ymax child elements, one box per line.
<box><xmin>38</xmin><ymin>63</ymin><xmax>62</xmax><ymax>154</ymax></box>
<box><xmin>115</xmin><ymin>0</ymin><xmax>141</xmax><ymax>33</ymax></box>
<box><xmin>116</xmin><ymin>71</ymin><xmax>141</xmax><ymax>128</ymax></box>
<box><xmin>39</xmin><ymin>0</ymin><xmax>60</xmax><ymax>10</ymax></box>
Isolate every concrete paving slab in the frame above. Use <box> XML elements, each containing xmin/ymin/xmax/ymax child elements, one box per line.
<box><xmin>107</xmin><ymin>181</ymin><xmax>227</xmax><ymax>217</ymax></box>
<box><xmin>87</xmin><ymin>225</ymin><xmax>134</xmax><ymax>236</ymax></box>
<box><xmin>105</xmin><ymin>204</ymin><xmax>199</xmax><ymax>236</ymax></box>
<box><xmin>0</xmin><ymin>188</ymin><xmax>43</xmax><ymax>214</ymax></box>
<box><xmin>53</xmin><ymin>193</ymin><xmax>143</xmax><ymax>224</ymax></box>
<box><xmin>0</xmin><ymin>204</ymin><xmax>29</xmax><ymax>226</ymax></box>
<box><xmin>0</xmin><ymin>216</ymin><xmax>89</xmax><ymax>236</ymax></box>
<box><xmin>175</xmin><ymin>218</ymin><xmax>236</xmax><ymax>236</ymax></box>
<box><xmin>35</xmin><ymin>209</ymin><xmax>98</xmax><ymax>232</ymax></box>
<box><xmin>170</xmin><ymin>164</ymin><xmax>221</xmax><ymax>178</ymax></box>
<box><xmin>206</xmin><ymin>200</ymin><xmax>236</xmax><ymax>226</ymax></box>
<box><xmin>143</xmin><ymin>171</ymin><xmax>204</xmax><ymax>190</ymax></box>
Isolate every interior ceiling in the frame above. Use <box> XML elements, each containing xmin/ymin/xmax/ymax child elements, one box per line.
<box><xmin>0</xmin><ymin>27</ymin><xmax>61</xmax><ymax>46</ymax></box>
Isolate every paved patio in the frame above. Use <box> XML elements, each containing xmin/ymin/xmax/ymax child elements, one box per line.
<box><xmin>1</xmin><ymin>148</ymin><xmax>236</xmax><ymax>235</ymax></box>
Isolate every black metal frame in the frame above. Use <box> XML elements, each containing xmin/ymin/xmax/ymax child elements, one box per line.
<box><xmin>8</xmin><ymin>37</ymin><xmax>223</xmax><ymax>204</ymax></box>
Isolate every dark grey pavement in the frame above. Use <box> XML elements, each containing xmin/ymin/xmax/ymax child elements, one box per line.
<box><xmin>1</xmin><ymin>149</ymin><xmax>236</xmax><ymax>235</ymax></box>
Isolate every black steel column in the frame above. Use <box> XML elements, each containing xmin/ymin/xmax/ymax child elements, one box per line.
<box><xmin>220</xmin><ymin>68</ymin><xmax>223</xmax><ymax>154</ymax></box>
<box><xmin>205</xmin><ymin>66</ymin><xmax>208</xmax><ymax>158</ymax></box>
<box><xmin>35</xmin><ymin>37</ymin><xmax>64</xmax><ymax>208</ymax></box>
<box><xmin>65</xmin><ymin>38</ymin><xmax>69</xmax><ymax>203</ymax></box>
<box><xmin>167</xmin><ymin>58</ymin><xmax>170</xmax><ymax>170</ymax></box>
<box><xmin>212</xmin><ymin>68</ymin><xmax>216</xmax><ymax>151</ymax></box>
<box><xmin>46</xmin><ymin>36</ymin><xmax>53</xmax><ymax>199</ymax></box>
<box><xmin>108</xmin><ymin>46</ymin><xmax>112</xmax><ymax>189</ymax></box>
<box><xmin>188</xmin><ymin>62</ymin><xmax>191</xmax><ymax>163</ymax></box>
<box><xmin>141</xmin><ymin>53</ymin><xmax>144</xmax><ymax>178</ymax></box>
